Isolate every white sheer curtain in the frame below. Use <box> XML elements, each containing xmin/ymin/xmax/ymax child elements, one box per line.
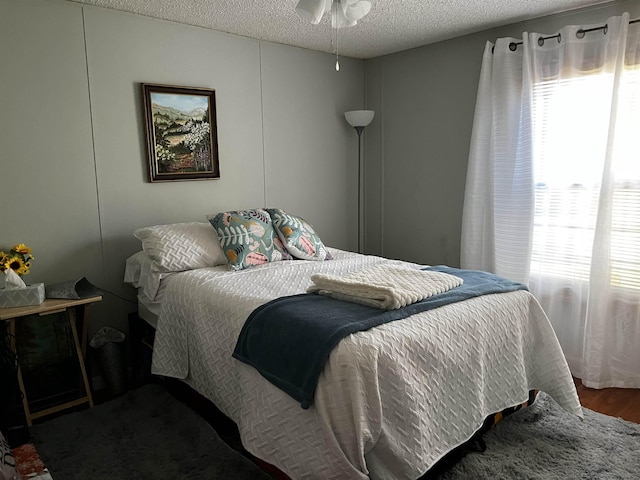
<box><xmin>462</xmin><ymin>13</ymin><xmax>640</xmax><ymax>389</ymax></box>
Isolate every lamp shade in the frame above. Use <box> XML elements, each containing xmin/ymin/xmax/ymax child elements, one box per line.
<box><xmin>345</xmin><ymin>110</ymin><xmax>375</xmax><ymax>127</ymax></box>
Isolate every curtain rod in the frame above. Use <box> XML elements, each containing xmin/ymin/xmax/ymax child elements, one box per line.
<box><xmin>496</xmin><ymin>17</ymin><xmax>640</xmax><ymax>52</ymax></box>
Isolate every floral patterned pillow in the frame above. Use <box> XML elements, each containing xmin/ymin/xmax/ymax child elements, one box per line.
<box><xmin>266</xmin><ymin>208</ymin><xmax>332</xmax><ymax>261</ymax></box>
<box><xmin>207</xmin><ymin>208</ymin><xmax>292</xmax><ymax>271</ymax></box>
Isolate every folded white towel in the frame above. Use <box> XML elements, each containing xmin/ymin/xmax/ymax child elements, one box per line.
<box><xmin>307</xmin><ymin>265</ymin><xmax>463</xmax><ymax>310</ymax></box>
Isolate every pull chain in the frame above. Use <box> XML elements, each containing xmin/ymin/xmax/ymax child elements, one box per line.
<box><xmin>336</xmin><ymin>30</ymin><xmax>340</xmax><ymax>71</ymax></box>
<box><xmin>333</xmin><ymin>0</ymin><xmax>340</xmax><ymax>71</ymax></box>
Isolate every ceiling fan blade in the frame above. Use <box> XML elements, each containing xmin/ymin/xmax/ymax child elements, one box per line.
<box><xmin>342</xmin><ymin>0</ymin><xmax>371</xmax><ymax>22</ymax></box>
<box><xmin>295</xmin><ymin>0</ymin><xmax>327</xmax><ymax>25</ymax></box>
<box><xmin>332</xmin><ymin>0</ymin><xmax>357</xmax><ymax>28</ymax></box>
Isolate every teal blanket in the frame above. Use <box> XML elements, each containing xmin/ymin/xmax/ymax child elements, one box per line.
<box><xmin>232</xmin><ymin>266</ymin><xmax>527</xmax><ymax>408</ymax></box>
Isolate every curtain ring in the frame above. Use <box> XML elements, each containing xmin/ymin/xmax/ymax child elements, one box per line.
<box><xmin>557</xmin><ymin>32</ymin><xmax>562</xmax><ymax>43</ymax></box>
<box><xmin>509</xmin><ymin>42</ymin><xmax>517</xmax><ymax>51</ymax></box>
<box><xmin>603</xmin><ymin>24</ymin><xmax>608</xmax><ymax>35</ymax></box>
<box><xmin>538</xmin><ymin>36</ymin><xmax>545</xmax><ymax>46</ymax></box>
<box><xmin>576</xmin><ymin>29</ymin><xmax>585</xmax><ymax>39</ymax></box>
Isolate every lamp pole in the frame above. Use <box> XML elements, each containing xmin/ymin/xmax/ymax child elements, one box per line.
<box><xmin>344</xmin><ymin>110</ymin><xmax>375</xmax><ymax>254</ymax></box>
<box><xmin>355</xmin><ymin>126</ymin><xmax>364</xmax><ymax>253</ymax></box>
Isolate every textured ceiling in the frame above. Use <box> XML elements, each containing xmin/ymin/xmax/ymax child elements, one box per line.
<box><xmin>70</xmin><ymin>0</ymin><xmax>613</xmax><ymax>59</ymax></box>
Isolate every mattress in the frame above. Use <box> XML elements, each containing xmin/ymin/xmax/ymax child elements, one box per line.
<box><xmin>148</xmin><ymin>248</ymin><xmax>582</xmax><ymax>480</ymax></box>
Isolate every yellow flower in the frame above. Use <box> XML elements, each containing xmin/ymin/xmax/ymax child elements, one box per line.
<box><xmin>7</xmin><ymin>256</ymin><xmax>26</xmax><ymax>274</ymax></box>
<box><xmin>12</xmin><ymin>243</ymin><xmax>32</xmax><ymax>255</ymax></box>
<box><xmin>2</xmin><ymin>243</ymin><xmax>35</xmax><ymax>275</ymax></box>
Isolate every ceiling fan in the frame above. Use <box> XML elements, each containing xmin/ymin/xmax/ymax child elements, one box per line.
<box><xmin>295</xmin><ymin>0</ymin><xmax>372</xmax><ymax>70</ymax></box>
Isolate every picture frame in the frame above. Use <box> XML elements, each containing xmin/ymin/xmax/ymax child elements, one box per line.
<box><xmin>141</xmin><ymin>83</ymin><xmax>220</xmax><ymax>182</ymax></box>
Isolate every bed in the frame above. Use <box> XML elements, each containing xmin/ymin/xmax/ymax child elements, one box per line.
<box><xmin>124</xmin><ymin>211</ymin><xmax>583</xmax><ymax>480</ymax></box>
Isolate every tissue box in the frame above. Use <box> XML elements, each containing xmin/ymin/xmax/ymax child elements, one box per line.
<box><xmin>0</xmin><ymin>283</ymin><xmax>45</xmax><ymax>308</ymax></box>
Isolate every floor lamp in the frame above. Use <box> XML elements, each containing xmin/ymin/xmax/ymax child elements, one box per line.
<box><xmin>344</xmin><ymin>110</ymin><xmax>375</xmax><ymax>253</ymax></box>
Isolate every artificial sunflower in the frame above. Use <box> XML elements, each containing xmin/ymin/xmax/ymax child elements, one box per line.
<box><xmin>1</xmin><ymin>243</ymin><xmax>35</xmax><ymax>275</ymax></box>
<box><xmin>6</xmin><ymin>256</ymin><xmax>28</xmax><ymax>275</ymax></box>
<box><xmin>12</xmin><ymin>243</ymin><xmax>32</xmax><ymax>255</ymax></box>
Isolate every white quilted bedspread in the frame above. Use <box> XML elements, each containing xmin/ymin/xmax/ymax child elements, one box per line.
<box><xmin>150</xmin><ymin>249</ymin><xmax>582</xmax><ymax>480</ymax></box>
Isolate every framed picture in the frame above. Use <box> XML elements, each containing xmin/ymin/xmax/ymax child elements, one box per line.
<box><xmin>141</xmin><ymin>83</ymin><xmax>220</xmax><ymax>182</ymax></box>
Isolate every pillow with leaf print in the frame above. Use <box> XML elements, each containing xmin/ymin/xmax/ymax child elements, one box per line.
<box><xmin>266</xmin><ymin>208</ymin><xmax>332</xmax><ymax>261</ymax></box>
<box><xmin>207</xmin><ymin>208</ymin><xmax>292</xmax><ymax>271</ymax></box>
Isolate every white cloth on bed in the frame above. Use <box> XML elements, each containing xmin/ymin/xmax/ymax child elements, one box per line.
<box><xmin>150</xmin><ymin>248</ymin><xmax>582</xmax><ymax>480</ymax></box>
<box><xmin>307</xmin><ymin>264</ymin><xmax>463</xmax><ymax>309</ymax></box>
<box><xmin>124</xmin><ymin>251</ymin><xmax>172</xmax><ymax>301</ymax></box>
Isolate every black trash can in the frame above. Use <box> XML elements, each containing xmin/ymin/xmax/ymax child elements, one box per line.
<box><xmin>89</xmin><ymin>326</ymin><xmax>127</xmax><ymax>397</ymax></box>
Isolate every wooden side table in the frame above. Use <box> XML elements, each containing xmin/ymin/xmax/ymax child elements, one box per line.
<box><xmin>0</xmin><ymin>296</ymin><xmax>102</xmax><ymax>425</ymax></box>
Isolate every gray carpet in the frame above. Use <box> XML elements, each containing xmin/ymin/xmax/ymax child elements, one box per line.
<box><xmin>435</xmin><ymin>392</ymin><xmax>640</xmax><ymax>480</ymax></box>
<box><xmin>29</xmin><ymin>385</ymin><xmax>640</xmax><ymax>480</ymax></box>
<box><xmin>29</xmin><ymin>383</ymin><xmax>271</xmax><ymax>479</ymax></box>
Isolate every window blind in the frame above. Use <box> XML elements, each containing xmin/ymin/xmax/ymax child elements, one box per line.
<box><xmin>531</xmin><ymin>68</ymin><xmax>640</xmax><ymax>291</ymax></box>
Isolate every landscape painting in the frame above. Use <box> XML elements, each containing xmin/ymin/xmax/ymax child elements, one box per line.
<box><xmin>142</xmin><ymin>84</ymin><xmax>220</xmax><ymax>182</ymax></box>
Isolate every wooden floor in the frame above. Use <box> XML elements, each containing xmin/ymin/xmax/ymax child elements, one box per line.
<box><xmin>574</xmin><ymin>377</ymin><xmax>640</xmax><ymax>424</ymax></box>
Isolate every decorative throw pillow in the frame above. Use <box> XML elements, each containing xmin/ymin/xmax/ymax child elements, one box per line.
<box><xmin>133</xmin><ymin>222</ymin><xmax>227</xmax><ymax>273</ymax></box>
<box><xmin>266</xmin><ymin>208</ymin><xmax>332</xmax><ymax>261</ymax></box>
<box><xmin>207</xmin><ymin>209</ymin><xmax>292</xmax><ymax>271</ymax></box>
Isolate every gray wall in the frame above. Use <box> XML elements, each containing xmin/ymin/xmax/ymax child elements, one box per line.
<box><xmin>3</xmin><ymin>0</ymin><xmax>638</xmax><ymax>339</ymax></box>
<box><xmin>364</xmin><ymin>0</ymin><xmax>640</xmax><ymax>267</ymax></box>
<box><xmin>1</xmin><ymin>0</ymin><xmax>365</xmax><ymax>336</ymax></box>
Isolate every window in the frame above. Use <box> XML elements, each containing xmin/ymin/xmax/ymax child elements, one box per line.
<box><xmin>531</xmin><ymin>67</ymin><xmax>640</xmax><ymax>291</ymax></box>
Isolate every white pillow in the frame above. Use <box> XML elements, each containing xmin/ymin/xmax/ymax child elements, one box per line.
<box><xmin>133</xmin><ymin>222</ymin><xmax>227</xmax><ymax>273</ymax></box>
